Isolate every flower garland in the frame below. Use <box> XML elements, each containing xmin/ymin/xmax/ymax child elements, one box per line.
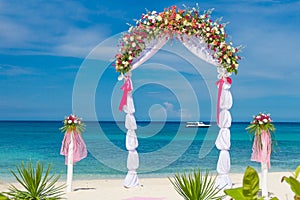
<box><xmin>246</xmin><ymin>113</ymin><xmax>275</xmax><ymax>136</ymax></box>
<box><xmin>115</xmin><ymin>5</ymin><xmax>241</xmax><ymax>75</ymax></box>
<box><xmin>59</xmin><ymin>114</ymin><xmax>85</xmax><ymax>133</ymax></box>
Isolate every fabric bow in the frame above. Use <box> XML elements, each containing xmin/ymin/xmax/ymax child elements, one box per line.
<box><xmin>119</xmin><ymin>76</ymin><xmax>132</xmax><ymax>111</ymax></box>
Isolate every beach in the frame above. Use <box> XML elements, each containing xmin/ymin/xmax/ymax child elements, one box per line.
<box><xmin>0</xmin><ymin>172</ymin><xmax>295</xmax><ymax>200</ymax></box>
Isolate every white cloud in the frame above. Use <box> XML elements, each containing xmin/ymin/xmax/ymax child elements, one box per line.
<box><xmin>0</xmin><ymin>64</ymin><xmax>35</xmax><ymax>76</ymax></box>
<box><xmin>0</xmin><ymin>1</ymin><xmax>110</xmax><ymax>58</ymax></box>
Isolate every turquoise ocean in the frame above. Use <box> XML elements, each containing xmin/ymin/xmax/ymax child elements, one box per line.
<box><xmin>0</xmin><ymin>121</ymin><xmax>299</xmax><ymax>181</ymax></box>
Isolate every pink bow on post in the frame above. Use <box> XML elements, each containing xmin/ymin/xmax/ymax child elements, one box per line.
<box><xmin>216</xmin><ymin>77</ymin><xmax>232</xmax><ymax>125</ymax></box>
<box><xmin>119</xmin><ymin>76</ymin><xmax>132</xmax><ymax>111</ymax></box>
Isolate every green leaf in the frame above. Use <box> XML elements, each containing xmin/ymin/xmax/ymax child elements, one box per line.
<box><xmin>242</xmin><ymin>166</ymin><xmax>260</xmax><ymax>198</ymax></box>
<box><xmin>270</xmin><ymin>197</ymin><xmax>279</xmax><ymax>200</ymax></box>
<box><xmin>224</xmin><ymin>187</ymin><xmax>246</xmax><ymax>200</ymax></box>
<box><xmin>0</xmin><ymin>193</ymin><xmax>10</xmax><ymax>200</ymax></box>
<box><xmin>282</xmin><ymin>176</ymin><xmax>300</xmax><ymax>196</ymax></box>
<box><xmin>294</xmin><ymin>165</ymin><xmax>300</xmax><ymax>179</ymax></box>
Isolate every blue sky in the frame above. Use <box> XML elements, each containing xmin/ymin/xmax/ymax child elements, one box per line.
<box><xmin>0</xmin><ymin>0</ymin><xmax>300</xmax><ymax>122</ymax></box>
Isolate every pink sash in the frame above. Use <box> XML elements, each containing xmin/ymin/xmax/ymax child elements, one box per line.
<box><xmin>251</xmin><ymin>130</ymin><xmax>272</xmax><ymax>169</ymax></box>
<box><xmin>119</xmin><ymin>76</ymin><xmax>132</xmax><ymax>111</ymax></box>
<box><xmin>60</xmin><ymin>131</ymin><xmax>87</xmax><ymax>165</ymax></box>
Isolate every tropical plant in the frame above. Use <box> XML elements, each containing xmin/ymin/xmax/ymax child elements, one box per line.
<box><xmin>281</xmin><ymin>165</ymin><xmax>300</xmax><ymax>199</ymax></box>
<box><xmin>168</xmin><ymin>168</ymin><xmax>224</xmax><ymax>200</ymax></box>
<box><xmin>4</xmin><ymin>161</ymin><xmax>65</xmax><ymax>200</ymax></box>
<box><xmin>224</xmin><ymin>166</ymin><xmax>278</xmax><ymax>200</ymax></box>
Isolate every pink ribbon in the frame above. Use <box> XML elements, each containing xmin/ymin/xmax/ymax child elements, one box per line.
<box><xmin>119</xmin><ymin>76</ymin><xmax>132</xmax><ymax>111</ymax></box>
<box><xmin>216</xmin><ymin>77</ymin><xmax>232</xmax><ymax>125</ymax></box>
<box><xmin>60</xmin><ymin>131</ymin><xmax>87</xmax><ymax>165</ymax></box>
<box><xmin>251</xmin><ymin>130</ymin><xmax>272</xmax><ymax>169</ymax></box>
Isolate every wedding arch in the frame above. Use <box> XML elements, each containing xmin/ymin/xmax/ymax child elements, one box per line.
<box><xmin>115</xmin><ymin>5</ymin><xmax>241</xmax><ymax>189</ymax></box>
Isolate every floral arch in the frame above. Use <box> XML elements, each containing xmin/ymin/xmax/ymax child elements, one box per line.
<box><xmin>115</xmin><ymin>5</ymin><xmax>241</xmax><ymax>189</ymax></box>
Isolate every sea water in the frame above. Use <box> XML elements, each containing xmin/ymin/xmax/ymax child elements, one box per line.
<box><xmin>0</xmin><ymin>121</ymin><xmax>299</xmax><ymax>181</ymax></box>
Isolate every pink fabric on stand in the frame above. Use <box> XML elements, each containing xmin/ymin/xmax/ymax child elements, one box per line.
<box><xmin>60</xmin><ymin>131</ymin><xmax>87</xmax><ymax>165</ymax></box>
<box><xmin>251</xmin><ymin>130</ymin><xmax>271</xmax><ymax>169</ymax></box>
<box><xmin>119</xmin><ymin>76</ymin><xmax>132</xmax><ymax>111</ymax></box>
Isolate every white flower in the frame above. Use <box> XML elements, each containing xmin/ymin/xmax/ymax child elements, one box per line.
<box><xmin>156</xmin><ymin>15</ymin><xmax>162</xmax><ymax>21</ymax></box>
<box><xmin>176</xmin><ymin>14</ymin><xmax>182</xmax><ymax>21</ymax></box>
<box><xmin>206</xmin><ymin>27</ymin><xmax>210</xmax><ymax>32</ymax></box>
<box><xmin>151</xmin><ymin>11</ymin><xmax>157</xmax><ymax>15</ymax></box>
<box><xmin>74</xmin><ymin>120</ymin><xmax>78</xmax><ymax>124</ymax></box>
<box><xmin>130</xmin><ymin>36</ymin><xmax>134</xmax><ymax>41</ymax></box>
<box><xmin>132</xmin><ymin>42</ymin><xmax>136</xmax><ymax>48</ymax></box>
<box><xmin>259</xmin><ymin>121</ymin><xmax>263</xmax><ymax>125</ymax></box>
<box><xmin>263</xmin><ymin>119</ymin><xmax>268</xmax><ymax>123</ymax></box>
<box><xmin>68</xmin><ymin>120</ymin><xmax>72</xmax><ymax>124</ymax></box>
<box><xmin>128</xmin><ymin>56</ymin><xmax>133</xmax><ymax>60</ymax></box>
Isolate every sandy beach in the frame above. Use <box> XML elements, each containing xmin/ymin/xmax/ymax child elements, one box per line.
<box><xmin>0</xmin><ymin>172</ymin><xmax>295</xmax><ymax>200</ymax></box>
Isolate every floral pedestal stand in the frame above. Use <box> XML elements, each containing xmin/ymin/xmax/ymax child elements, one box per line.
<box><xmin>252</xmin><ymin>130</ymin><xmax>271</xmax><ymax>198</ymax></box>
<box><xmin>246</xmin><ymin>113</ymin><xmax>275</xmax><ymax>200</ymax></box>
<box><xmin>60</xmin><ymin>115</ymin><xmax>87</xmax><ymax>192</ymax></box>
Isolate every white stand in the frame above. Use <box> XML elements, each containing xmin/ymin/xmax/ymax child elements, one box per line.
<box><xmin>261</xmin><ymin>162</ymin><xmax>268</xmax><ymax>199</ymax></box>
<box><xmin>66</xmin><ymin>131</ymin><xmax>74</xmax><ymax>193</ymax></box>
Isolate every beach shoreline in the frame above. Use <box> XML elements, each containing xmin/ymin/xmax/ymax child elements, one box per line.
<box><xmin>0</xmin><ymin>172</ymin><xmax>295</xmax><ymax>200</ymax></box>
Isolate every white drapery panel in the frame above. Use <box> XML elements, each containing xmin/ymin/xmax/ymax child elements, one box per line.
<box><xmin>131</xmin><ymin>34</ymin><xmax>169</xmax><ymax>71</ymax></box>
<box><xmin>215</xmin><ymin>82</ymin><xmax>232</xmax><ymax>189</ymax></box>
<box><xmin>123</xmin><ymin>80</ymin><xmax>139</xmax><ymax>188</ymax></box>
<box><xmin>181</xmin><ymin>35</ymin><xmax>219</xmax><ymax>66</ymax></box>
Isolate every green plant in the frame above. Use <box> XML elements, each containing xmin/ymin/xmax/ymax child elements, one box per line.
<box><xmin>0</xmin><ymin>193</ymin><xmax>9</xmax><ymax>200</ymax></box>
<box><xmin>168</xmin><ymin>168</ymin><xmax>224</xmax><ymax>200</ymax></box>
<box><xmin>4</xmin><ymin>161</ymin><xmax>65</xmax><ymax>200</ymax></box>
<box><xmin>281</xmin><ymin>165</ymin><xmax>300</xmax><ymax>199</ymax></box>
<box><xmin>224</xmin><ymin>166</ymin><xmax>278</xmax><ymax>200</ymax></box>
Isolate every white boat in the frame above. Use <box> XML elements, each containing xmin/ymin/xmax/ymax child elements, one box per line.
<box><xmin>185</xmin><ymin>121</ymin><xmax>211</xmax><ymax>128</ymax></box>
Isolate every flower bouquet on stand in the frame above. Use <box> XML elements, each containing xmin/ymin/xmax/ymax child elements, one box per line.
<box><xmin>60</xmin><ymin>114</ymin><xmax>87</xmax><ymax>192</ymax></box>
<box><xmin>246</xmin><ymin>113</ymin><xmax>275</xmax><ymax>199</ymax></box>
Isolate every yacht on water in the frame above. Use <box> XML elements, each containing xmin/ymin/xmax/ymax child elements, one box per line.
<box><xmin>185</xmin><ymin>121</ymin><xmax>211</xmax><ymax>128</ymax></box>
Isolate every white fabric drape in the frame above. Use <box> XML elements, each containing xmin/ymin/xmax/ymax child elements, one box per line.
<box><xmin>123</xmin><ymin>79</ymin><xmax>139</xmax><ymax>188</ymax></box>
<box><xmin>215</xmin><ymin>82</ymin><xmax>232</xmax><ymax>189</ymax></box>
<box><xmin>181</xmin><ymin>35</ymin><xmax>219</xmax><ymax>66</ymax></box>
<box><xmin>131</xmin><ymin>35</ymin><xmax>169</xmax><ymax>71</ymax></box>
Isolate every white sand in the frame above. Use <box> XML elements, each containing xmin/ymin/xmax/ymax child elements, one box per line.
<box><xmin>0</xmin><ymin>172</ymin><xmax>295</xmax><ymax>200</ymax></box>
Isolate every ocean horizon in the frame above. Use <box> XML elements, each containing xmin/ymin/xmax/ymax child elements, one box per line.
<box><xmin>0</xmin><ymin>121</ymin><xmax>299</xmax><ymax>181</ymax></box>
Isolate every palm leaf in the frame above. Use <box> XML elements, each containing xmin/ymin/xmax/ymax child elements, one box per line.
<box><xmin>169</xmin><ymin>168</ymin><xmax>224</xmax><ymax>200</ymax></box>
